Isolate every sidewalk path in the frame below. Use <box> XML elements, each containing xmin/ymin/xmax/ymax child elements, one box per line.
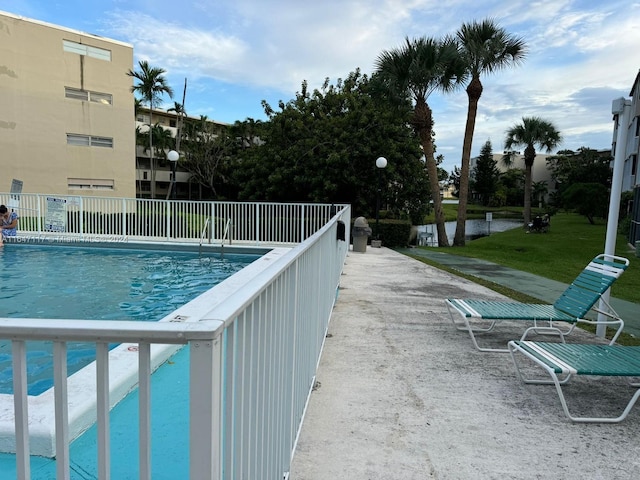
<box><xmin>289</xmin><ymin>247</ymin><xmax>640</xmax><ymax>480</ymax></box>
<box><xmin>396</xmin><ymin>247</ymin><xmax>640</xmax><ymax>338</ymax></box>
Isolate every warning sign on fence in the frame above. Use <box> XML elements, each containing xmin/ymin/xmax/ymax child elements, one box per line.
<box><xmin>45</xmin><ymin>197</ymin><xmax>67</xmax><ymax>232</ymax></box>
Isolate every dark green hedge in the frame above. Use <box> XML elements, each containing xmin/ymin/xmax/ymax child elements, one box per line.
<box><xmin>352</xmin><ymin>219</ymin><xmax>411</xmax><ymax>248</ymax></box>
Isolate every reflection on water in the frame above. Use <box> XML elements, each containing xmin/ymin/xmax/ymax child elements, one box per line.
<box><xmin>418</xmin><ymin>218</ymin><xmax>522</xmax><ymax>246</ymax></box>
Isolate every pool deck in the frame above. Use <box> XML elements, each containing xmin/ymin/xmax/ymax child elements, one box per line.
<box><xmin>2</xmin><ymin>246</ymin><xmax>640</xmax><ymax>479</ymax></box>
<box><xmin>289</xmin><ymin>247</ymin><xmax>640</xmax><ymax>480</ymax></box>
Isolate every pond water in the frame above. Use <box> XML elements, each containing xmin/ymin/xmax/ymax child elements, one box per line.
<box><xmin>418</xmin><ymin>218</ymin><xmax>522</xmax><ymax>246</ymax></box>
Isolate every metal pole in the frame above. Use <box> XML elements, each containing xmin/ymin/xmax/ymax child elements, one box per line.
<box><xmin>171</xmin><ymin>161</ymin><xmax>177</xmax><ymax>200</ymax></box>
<box><xmin>376</xmin><ymin>168</ymin><xmax>381</xmax><ymax>240</ymax></box>
<box><xmin>375</xmin><ymin>157</ymin><xmax>387</xmax><ymax>241</ymax></box>
<box><xmin>596</xmin><ymin>98</ymin><xmax>631</xmax><ymax>337</ymax></box>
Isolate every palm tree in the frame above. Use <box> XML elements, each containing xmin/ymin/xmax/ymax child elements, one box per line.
<box><xmin>375</xmin><ymin>36</ymin><xmax>466</xmax><ymax>247</ymax></box>
<box><xmin>133</xmin><ymin>99</ymin><xmax>143</xmax><ymax>195</ymax></box>
<box><xmin>504</xmin><ymin>117</ymin><xmax>561</xmax><ymax>224</ymax></box>
<box><xmin>127</xmin><ymin>61</ymin><xmax>174</xmax><ymax>198</ymax></box>
<box><xmin>136</xmin><ymin>124</ymin><xmax>173</xmax><ymax>158</ymax></box>
<box><xmin>167</xmin><ymin>101</ymin><xmax>186</xmax><ymax>150</ymax></box>
<box><xmin>453</xmin><ymin>18</ymin><xmax>527</xmax><ymax>246</ymax></box>
<box><xmin>531</xmin><ymin>180</ymin><xmax>548</xmax><ymax>208</ymax></box>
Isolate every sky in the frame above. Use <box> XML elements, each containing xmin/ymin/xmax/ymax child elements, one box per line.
<box><xmin>3</xmin><ymin>0</ymin><xmax>639</xmax><ymax>174</ymax></box>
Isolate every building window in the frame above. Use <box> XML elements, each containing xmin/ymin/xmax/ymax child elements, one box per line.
<box><xmin>66</xmin><ymin>134</ymin><xmax>90</xmax><ymax>146</ymax></box>
<box><xmin>67</xmin><ymin>134</ymin><xmax>113</xmax><ymax>148</ymax></box>
<box><xmin>65</xmin><ymin>87</ymin><xmax>113</xmax><ymax>105</ymax></box>
<box><xmin>90</xmin><ymin>91</ymin><xmax>113</xmax><ymax>105</ymax></box>
<box><xmin>68</xmin><ymin>178</ymin><xmax>114</xmax><ymax>190</ymax></box>
<box><xmin>63</xmin><ymin>40</ymin><xmax>111</xmax><ymax>61</ymax></box>
<box><xmin>90</xmin><ymin>136</ymin><xmax>114</xmax><ymax>148</ymax></box>
<box><xmin>65</xmin><ymin>87</ymin><xmax>89</xmax><ymax>101</ymax></box>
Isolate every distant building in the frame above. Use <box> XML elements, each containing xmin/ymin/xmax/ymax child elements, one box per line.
<box><xmin>134</xmin><ymin>107</ymin><xmax>230</xmax><ymax>199</ymax></box>
<box><xmin>612</xmin><ymin>69</ymin><xmax>640</xmax><ymax>244</ymax></box>
<box><xmin>469</xmin><ymin>152</ymin><xmax>554</xmax><ymax>204</ymax></box>
<box><xmin>0</xmin><ymin>10</ymin><xmax>136</xmax><ymax>198</ymax></box>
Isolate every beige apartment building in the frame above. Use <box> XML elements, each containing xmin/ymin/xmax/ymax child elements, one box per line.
<box><xmin>469</xmin><ymin>152</ymin><xmax>553</xmax><ymax>203</ymax></box>
<box><xmin>0</xmin><ymin>11</ymin><xmax>136</xmax><ymax>198</ymax></box>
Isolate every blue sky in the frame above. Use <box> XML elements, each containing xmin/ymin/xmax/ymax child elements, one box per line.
<box><xmin>3</xmin><ymin>0</ymin><xmax>639</xmax><ymax>174</ymax></box>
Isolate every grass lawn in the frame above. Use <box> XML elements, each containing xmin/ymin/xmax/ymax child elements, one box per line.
<box><xmin>416</xmin><ymin>212</ymin><xmax>639</xmax><ymax>305</ymax></box>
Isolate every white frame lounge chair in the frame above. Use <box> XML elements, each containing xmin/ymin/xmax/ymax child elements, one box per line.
<box><xmin>508</xmin><ymin>341</ymin><xmax>640</xmax><ymax>423</ymax></box>
<box><xmin>445</xmin><ymin>254</ymin><xmax>629</xmax><ymax>352</ymax></box>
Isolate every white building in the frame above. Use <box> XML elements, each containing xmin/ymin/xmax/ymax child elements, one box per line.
<box><xmin>611</xmin><ymin>69</ymin><xmax>640</xmax><ymax>245</ymax></box>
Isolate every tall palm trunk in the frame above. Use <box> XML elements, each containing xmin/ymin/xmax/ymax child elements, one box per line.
<box><xmin>453</xmin><ymin>76</ymin><xmax>482</xmax><ymax>246</ymax></box>
<box><xmin>414</xmin><ymin>99</ymin><xmax>449</xmax><ymax>247</ymax></box>
<box><xmin>149</xmin><ymin>101</ymin><xmax>155</xmax><ymax>198</ymax></box>
<box><xmin>523</xmin><ymin>144</ymin><xmax>536</xmax><ymax>225</ymax></box>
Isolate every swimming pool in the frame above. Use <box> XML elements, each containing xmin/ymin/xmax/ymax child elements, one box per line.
<box><xmin>0</xmin><ymin>241</ymin><xmax>289</xmax><ymax>457</ymax></box>
<box><xmin>0</xmin><ymin>244</ymin><xmax>260</xmax><ymax>395</ymax></box>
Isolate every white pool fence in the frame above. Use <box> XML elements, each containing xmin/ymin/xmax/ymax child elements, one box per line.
<box><xmin>0</xmin><ymin>193</ymin><xmax>346</xmax><ymax>245</ymax></box>
<box><xmin>0</xmin><ymin>194</ymin><xmax>351</xmax><ymax>480</ymax></box>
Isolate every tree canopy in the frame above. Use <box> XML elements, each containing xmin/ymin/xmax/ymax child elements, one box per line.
<box><xmin>231</xmin><ymin>70</ymin><xmax>431</xmax><ymax>222</ymax></box>
<box><xmin>472</xmin><ymin>140</ymin><xmax>501</xmax><ymax>206</ymax></box>
<box><xmin>547</xmin><ymin>147</ymin><xmax>613</xmax><ymax>223</ymax></box>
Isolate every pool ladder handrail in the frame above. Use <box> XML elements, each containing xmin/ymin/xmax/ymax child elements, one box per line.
<box><xmin>198</xmin><ymin>218</ymin><xmax>211</xmax><ymax>259</ymax></box>
<box><xmin>198</xmin><ymin>218</ymin><xmax>232</xmax><ymax>259</ymax></box>
<box><xmin>221</xmin><ymin>218</ymin><xmax>232</xmax><ymax>247</ymax></box>
<box><xmin>220</xmin><ymin>218</ymin><xmax>232</xmax><ymax>258</ymax></box>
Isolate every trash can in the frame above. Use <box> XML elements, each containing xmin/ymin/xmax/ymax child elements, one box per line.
<box><xmin>352</xmin><ymin>217</ymin><xmax>372</xmax><ymax>253</ymax></box>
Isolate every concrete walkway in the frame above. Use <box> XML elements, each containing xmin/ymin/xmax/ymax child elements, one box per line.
<box><xmin>289</xmin><ymin>247</ymin><xmax>640</xmax><ymax>480</ymax></box>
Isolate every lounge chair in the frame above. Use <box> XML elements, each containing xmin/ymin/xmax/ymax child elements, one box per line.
<box><xmin>445</xmin><ymin>254</ymin><xmax>629</xmax><ymax>352</ymax></box>
<box><xmin>508</xmin><ymin>341</ymin><xmax>640</xmax><ymax>422</ymax></box>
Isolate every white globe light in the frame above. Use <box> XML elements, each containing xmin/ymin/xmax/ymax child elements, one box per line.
<box><xmin>167</xmin><ymin>150</ymin><xmax>179</xmax><ymax>162</ymax></box>
<box><xmin>376</xmin><ymin>156</ymin><xmax>387</xmax><ymax>169</ymax></box>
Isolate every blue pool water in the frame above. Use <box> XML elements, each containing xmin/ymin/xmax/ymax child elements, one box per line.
<box><xmin>0</xmin><ymin>244</ymin><xmax>259</xmax><ymax>395</ymax></box>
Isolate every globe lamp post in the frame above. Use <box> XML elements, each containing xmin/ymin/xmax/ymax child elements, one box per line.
<box><xmin>167</xmin><ymin>150</ymin><xmax>179</xmax><ymax>200</ymax></box>
<box><xmin>375</xmin><ymin>156</ymin><xmax>387</xmax><ymax>241</ymax></box>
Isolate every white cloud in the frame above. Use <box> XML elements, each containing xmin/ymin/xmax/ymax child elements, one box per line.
<box><xmin>98</xmin><ymin>0</ymin><xmax>640</xmax><ymax>172</ymax></box>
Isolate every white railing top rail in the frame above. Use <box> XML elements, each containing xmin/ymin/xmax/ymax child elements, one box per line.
<box><xmin>0</xmin><ymin>317</ymin><xmax>224</xmax><ymax>343</ymax></box>
<box><xmin>0</xmin><ymin>192</ymin><xmax>349</xmax><ymax>208</ymax></box>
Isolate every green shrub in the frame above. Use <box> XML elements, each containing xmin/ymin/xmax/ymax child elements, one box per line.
<box><xmin>374</xmin><ymin>219</ymin><xmax>412</xmax><ymax>248</ymax></box>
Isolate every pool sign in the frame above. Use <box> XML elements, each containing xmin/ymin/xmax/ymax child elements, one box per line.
<box><xmin>45</xmin><ymin>196</ymin><xmax>67</xmax><ymax>232</ymax></box>
<box><xmin>8</xmin><ymin>179</ymin><xmax>22</xmax><ymax>210</ymax></box>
